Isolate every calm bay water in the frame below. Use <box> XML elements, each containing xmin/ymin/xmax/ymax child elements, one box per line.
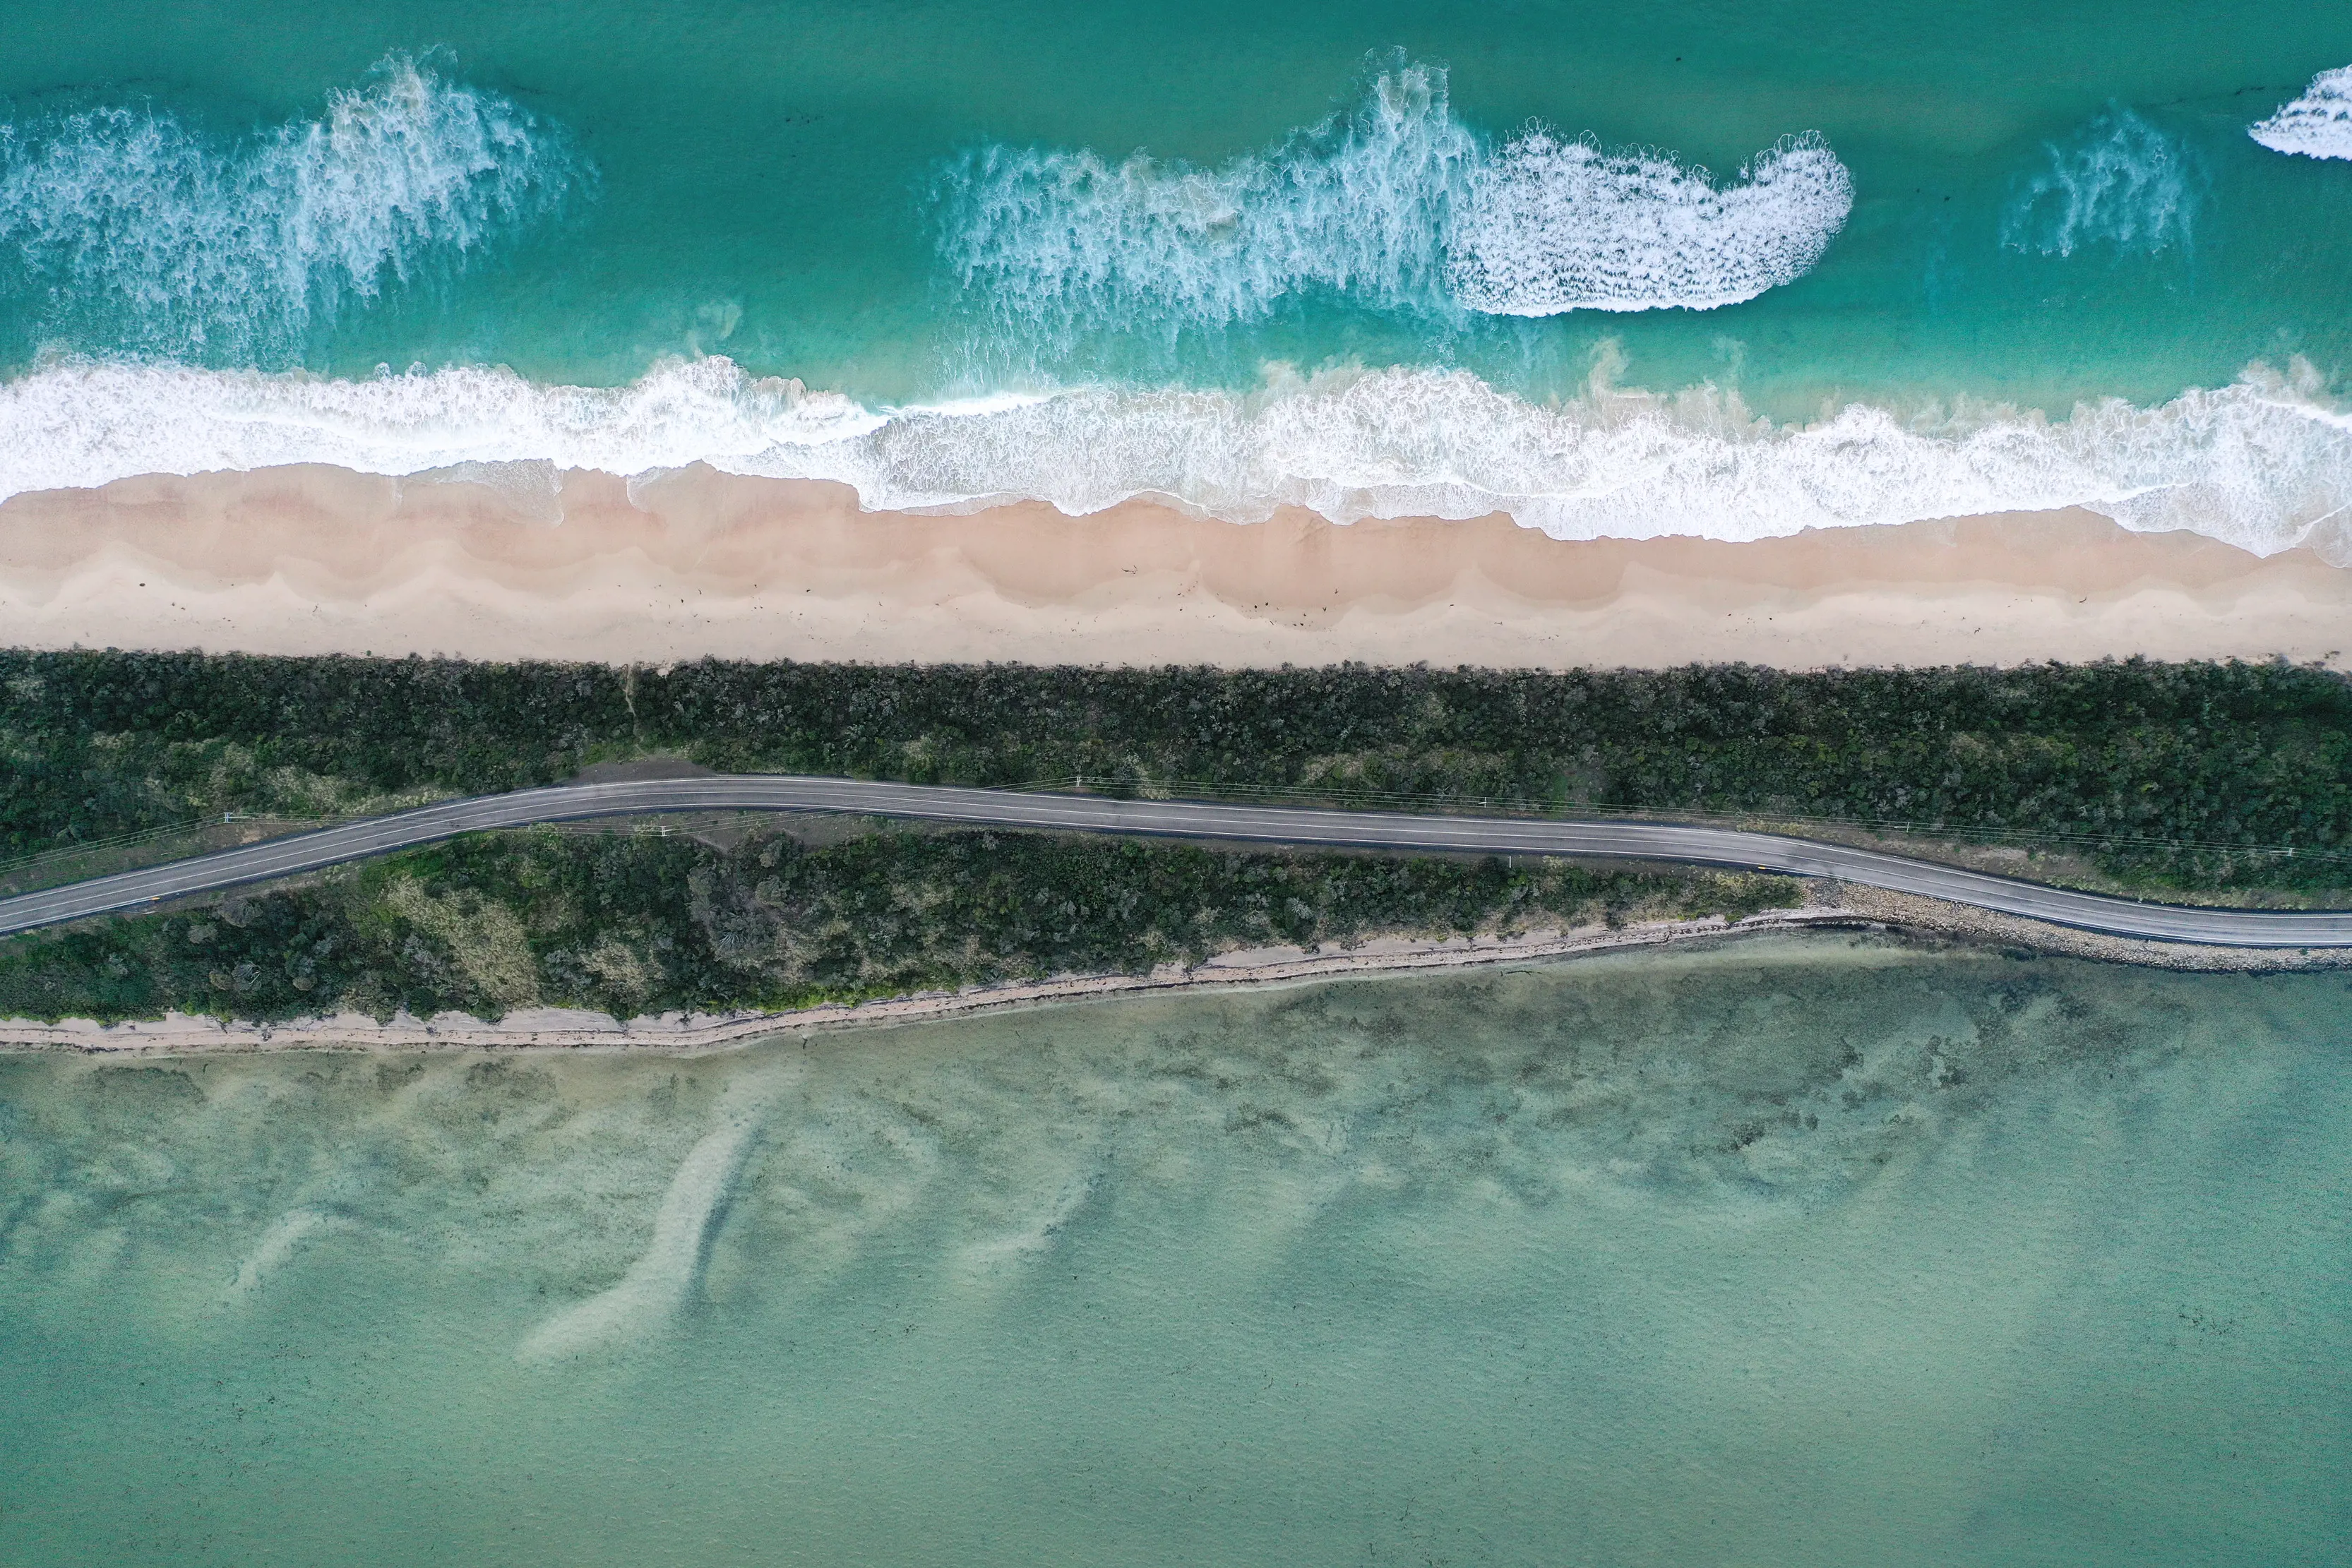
<box><xmin>4</xmin><ymin>935</ymin><xmax>2346</xmax><ymax>1566</ymax></box>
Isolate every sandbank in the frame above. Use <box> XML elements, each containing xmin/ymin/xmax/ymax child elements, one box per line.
<box><xmin>0</xmin><ymin>464</ymin><xmax>2345</xmax><ymax>669</ymax></box>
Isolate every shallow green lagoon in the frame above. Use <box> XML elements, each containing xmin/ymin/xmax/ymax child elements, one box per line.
<box><xmin>3</xmin><ymin>935</ymin><xmax>2347</xmax><ymax>1566</ymax></box>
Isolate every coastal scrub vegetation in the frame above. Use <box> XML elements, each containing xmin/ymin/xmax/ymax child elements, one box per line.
<box><xmin>3</xmin><ymin>650</ymin><xmax>2349</xmax><ymax>894</ymax></box>
<box><xmin>0</xmin><ymin>825</ymin><xmax>1796</xmax><ymax>1023</ymax></box>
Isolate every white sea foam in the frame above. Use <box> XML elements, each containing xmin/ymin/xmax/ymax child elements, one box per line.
<box><xmin>0</xmin><ymin>55</ymin><xmax>580</xmax><ymax>354</ymax></box>
<box><xmin>0</xmin><ymin>356</ymin><xmax>883</xmax><ymax>488</ymax></box>
<box><xmin>6</xmin><ymin>353</ymin><xmax>2351</xmax><ymax>561</ymax></box>
<box><xmin>941</xmin><ymin>62</ymin><xmax>1476</xmax><ymax>328</ymax></box>
<box><xmin>1449</xmin><ymin>132</ymin><xmax>1852</xmax><ymax>314</ymax></box>
<box><xmin>2250</xmin><ymin>66</ymin><xmax>2352</xmax><ymax>160</ymax></box>
<box><xmin>940</xmin><ymin>58</ymin><xmax>1851</xmax><ymax>324</ymax></box>
<box><xmin>2000</xmin><ymin>108</ymin><xmax>2200</xmax><ymax>257</ymax></box>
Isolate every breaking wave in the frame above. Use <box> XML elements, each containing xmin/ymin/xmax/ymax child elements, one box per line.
<box><xmin>0</xmin><ymin>54</ymin><xmax>583</xmax><ymax>356</ymax></box>
<box><xmin>940</xmin><ymin>65</ymin><xmax>1475</xmax><ymax>330</ymax></box>
<box><xmin>2000</xmin><ymin>107</ymin><xmax>2200</xmax><ymax>258</ymax></box>
<box><xmin>1450</xmin><ymin>131</ymin><xmax>1851</xmax><ymax>315</ymax></box>
<box><xmin>2250</xmin><ymin>65</ymin><xmax>2352</xmax><ymax>160</ymax></box>
<box><xmin>938</xmin><ymin>58</ymin><xmax>1852</xmax><ymax>327</ymax></box>
<box><xmin>7</xmin><ymin>352</ymin><xmax>2351</xmax><ymax>560</ymax></box>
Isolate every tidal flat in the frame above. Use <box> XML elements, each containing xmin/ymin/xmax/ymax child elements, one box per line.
<box><xmin>2</xmin><ymin>931</ymin><xmax>2346</xmax><ymax>1566</ymax></box>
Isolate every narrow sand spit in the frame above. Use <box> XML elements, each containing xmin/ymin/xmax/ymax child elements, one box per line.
<box><xmin>1</xmin><ymin>465</ymin><xmax>2345</xmax><ymax>669</ymax></box>
<box><xmin>6</xmin><ymin>894</ymin><xmax>2342</xmax><ymax>1058</ymax></box>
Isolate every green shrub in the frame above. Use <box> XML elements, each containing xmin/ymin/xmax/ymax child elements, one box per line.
<box><xmin>4</xmin><ymin>651</ymin><xmax>2348</xmax><ymax>892</ymax></box>
<box><xmin>0</xmin><ymin>825</ymin><xmax>1798</xmax><ymax>1024</ymax></box>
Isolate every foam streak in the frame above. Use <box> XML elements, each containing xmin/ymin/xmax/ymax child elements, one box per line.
<box><xmin>2251</xmin><ymin>66</ymin><xmax>2352</xmax><ymax>160</ymax></box>
<box><xmin>1450</xmin><ymin>132</ymin><xmax>1852</xmax><ymax>313</ymax></box>
<box><xmin>2001</xmin><ymin>108</ymin><xmax>2199</xmax><ymax>258</ymax></box>
<box><xmin>0</xmin><ymin>56</ymin><xmax>580</xmax><ymax>354</ymax></box>
<box><xmin>939</xmin><ymin>59</ymin><xmax>1852</xmax><ymax>325</ymax></box>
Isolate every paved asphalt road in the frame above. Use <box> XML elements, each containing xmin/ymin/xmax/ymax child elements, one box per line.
<box><xmin>3</xmin><ymin>775</ymin><xmax>2348</xmax><ymax>947</ymax></box>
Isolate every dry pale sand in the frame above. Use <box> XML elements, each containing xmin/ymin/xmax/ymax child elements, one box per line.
<box><xmin>0</xmin><ymin>462</ymin><xmax>2346</xmax><ymax>669</ymax></box>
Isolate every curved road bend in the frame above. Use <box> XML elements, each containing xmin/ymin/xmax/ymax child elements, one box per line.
<box><xmin>1</xmin><ymin>775</ymin><xmax>2348</xmax><ymax>947</ymax></box>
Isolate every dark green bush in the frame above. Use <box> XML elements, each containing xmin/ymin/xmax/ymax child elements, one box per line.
<box><xmin>4</xmin><ymin>651</ymin><xmax>2349</xmax><ymax>892</ymax></box>
<box><xmin>0</xmin><ymin>826</ymin><xmax>1797</xmax><ymax>1023</ymax></box>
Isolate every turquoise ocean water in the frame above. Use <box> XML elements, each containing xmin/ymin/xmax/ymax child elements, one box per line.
<box><xmin>3</xmin><ymin>938</ymin><xmax>2348</xmax><ymax>1566</ymax></box>
<box><xmin>6</xmin><ymin>1</ymin><xmax>2352</xmax><ymax>548</ymax></box>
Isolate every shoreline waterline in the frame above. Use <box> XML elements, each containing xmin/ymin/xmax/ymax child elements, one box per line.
<box><xmin>8</xmin><ymin>898</ymin><xmax>2343</xmax><ymax>1058</ymax></box>
<box><xmin>6</xmin><ymin>357</ymin><xmax>2351</xmax><ymax>558</ymax></box>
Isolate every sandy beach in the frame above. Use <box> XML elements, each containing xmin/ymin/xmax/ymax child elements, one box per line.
<box><xmin>0</xmin><ymin>462</ymin><xmax>2346</xmax><ymax>669</ymax></box>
